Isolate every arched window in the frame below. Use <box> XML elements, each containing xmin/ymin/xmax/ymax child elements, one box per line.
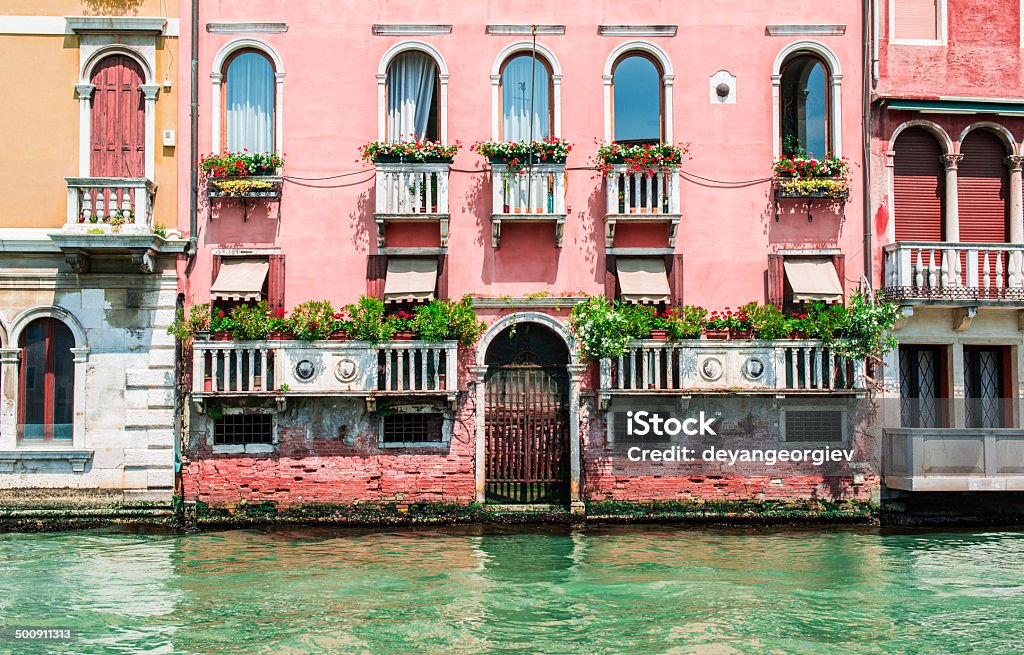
<box><xmin>893</xmin><ymin>127</ymin><xmax>945</xmax><ymax>241</ymax></box>
<box><xmin>780</xmin><ymin>53</ymin><xmax>831</xmax><ymax>157</ymax></box>
<box><xmin>19</xmin><ymin>318</ymin><xmax>75</xmax><ymax>442</ymax></box>
<box><xmin>958</xmin><ymin>129</ymin><xmax>1010</xmax><ymax>244</ymax></box>
<box><xmin>500</xmin><ymin>54</ymin><xmax>552</xmax><ymax>142</ymax></box>
<box><xmin>386</xmin><ymin>51</ymin><xmax>440</xmax><ymax>142</ymax></box>
<box><xmin>223</xmin><ymin>50</ymin><xmax>275</xmax><ymax>152</ymax></box>
<box><xmin>90</xmin><ymin>54</ymin><xmax>145</xmax><ymax>177</ymax></box>
<box><xmin>612</xmin><ymin>53</ymin><xmax>662</xmax><ymax>144</ymax></box>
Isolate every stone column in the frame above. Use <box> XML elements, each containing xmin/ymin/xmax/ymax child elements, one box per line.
<box><xmin>942</xmin><ymin>153</ymin><xmax>963</xmax><ymax>242</ymax></box>
<box><xmin>75</xmin><ymin>84</ymin><xmax>95</xmax><ymax>176</ymax></box>
<box><xmin>0</xmin><ymin>348</ymin><xmax>21</xmax><ymax>448</ymax></box>
<box><xmin>567</xmin><ymin>363</ymin><xmax>589</xmax><ymax>515</ymax></box>
<box><xmin>1006</xmin><ymin>156</ymin><xmax>1024</xmax><ymax>243</ymax></box>
<box><xmin>469</xmin><ymin>365</ymin><xmax>488</xmax><ymax>504</ymax></box>
<box><xmin>140</xmin><ymin>85</ymin><xmax>160</xmax><ymax>182</ymax></box>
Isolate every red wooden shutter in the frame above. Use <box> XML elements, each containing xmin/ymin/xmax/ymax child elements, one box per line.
<box><xmin>831</xmin><ymin>254</ymin><xmax>846</xmax><ymax>302</ymax></box>
<box><xmin>767</xmin><ymin>254</ymin><xmax>785</xmax><ymax>308</ymax></box>
<box><xmin>604</xmin><ymin>255</ymin><xmax>617</xmax><ymax>300</ymax></box>
<box><xmin>958</xmin><ymin>130</ymin><xmax>1009</xmax><ymax>244</ymax></box>
<box><xmin>267</xmin><ymin>255</ymin><xmax>286</xmax><ymax>311</ymax></box>
<box><xmin>90</xmin><ymin>55</ymin><xmax>145</xmax><ymax>178</ymax></box>
<box><xmin>367</xmin><ymin>255</ymin><xmax>388</xmax><ymax>299</ymax></box>
<box><xmin>436</xmin><ymin>254</ymin><xmax>448</xmax><ymax>300</ymax></box>
<box><xmin>894</xmin><ymin>128</ymin><xmax>945</xmax><ymax>242</ymax></box>
<box><xmin>666</xmin><ymin>254</ymin><xmax>684</xmax><ymax>306</ymax></box>
<box><xmin>894</xmin><ymin>0</ymin><xmax>939</xmax><ymax>40</ymax></box>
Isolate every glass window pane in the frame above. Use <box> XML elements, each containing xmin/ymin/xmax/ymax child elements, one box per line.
<box><xmin>51</xmin><ymin>322</ymin><xmax>75</xmax><ymax>440</ymax></box>
<box><xmin>780</xmin><ymin>56</ymin><xmax>829</xmax><ymax>157</ymax></box>
<box><xmin>387</xmin><ymin>52</ymin><xmax>438</xmax><ymax>142</ymax></box>
<box><xmin>20</xmin><ymin>321</ymin><xmax>47</xmax><ymax>440</ymax></box>
<box><xmin>502</xmin><ymin>55</ymin><xmax>550</xmax><ymax>142</ymax></box>
<box><xmin>613</xmin><ymin>56</ymin><xmax>661</xmax><ymax>144</ymax></box>
<box><xmin>226</xmin><ymin>52</ymin><xmax>275</xmax><ymax>152</ymax></box>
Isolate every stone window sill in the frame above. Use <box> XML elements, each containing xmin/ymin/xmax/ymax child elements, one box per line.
<box><xmin>212</xmin><ymin>443</ymin><xmax>275</xmax><ymax>455</ymax></box>
<box><xmin>0</xmin><ymin>449</ymin><xmax>94</xmax><ymax>473</ymax></box>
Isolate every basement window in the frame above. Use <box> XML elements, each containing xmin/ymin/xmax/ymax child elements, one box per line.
<box><xmin>214</xmin><ymin>413</ymin><xmax>274</xmax><ymax>447</ymax></box>
<box><xmin>381</xmin><ymin>412</ymin><xmax>446</xmax><ymax>447</ymax></box>
<box><xmin>782</xmin><ymin>409</ymin><xmax>845</xmax><ymax>442</ymax></box>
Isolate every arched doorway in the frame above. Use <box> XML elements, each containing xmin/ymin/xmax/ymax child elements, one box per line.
<box><xmin>90</xmin><ymin>54</ymin><xmax>145</xmax><ymax>178</ymax></box>
<box><xmin>19</xmin><ymin>318</ymin><xmax>75</xmax><ymax>441</ymax></box>
<box><xmin>484</xmin><ymin>322</ymin><xmax>570</xmax><ymax>504</ymax></box>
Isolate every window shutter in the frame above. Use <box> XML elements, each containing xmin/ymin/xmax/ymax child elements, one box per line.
<box><xmin>367</xmin><ymin>254</ymin><xmax>388</xmax><ymax>299</ymax></box>
<box><xmin>894</xmin><ymin>128</ymin><xmax>945</xmax><ymax>242</ymax></box>
<box><xmin>768</xmin><ymin>254</ymin><xmax>785</xmax><ymax>308</ymax></box>
<box><xmin>894</xmin><ymin>0</ymin><xmax>939</xmax><ymax>41</ymax></box>
<box><xmin>211</xmin><ymin>255</ymin><xmax>222</xmax><ymax>286</ymax></box>
<box><xmin>267</xmin><ymin>255</ymin><xmax>286</xmax><ymax>312</ymax></box>
<box><xmin>666</xmin><ymin>254</ymin><xmax>684</xmax><ymax>307</ymax></box>
<box><xmin>604</xmin><ymin>254</ymin><xmax>618</xmax><ymax>300</ymax></box>
<box><xmin>831</xmin><ymin>254</ymin><xmax>846</xmax><ymax>303</ymax></box>
<box><xmin>436</xmin><ymin>254</ymin><xmax>448</xmax><ymax>300</ymax></box>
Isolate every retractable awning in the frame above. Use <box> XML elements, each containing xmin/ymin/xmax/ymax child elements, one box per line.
<box><xmin>784</xmin><ymin>257</ymin><xmax>843</xmax><ymax>303</ymax></box>
<box><xmin>210</xmin><ymin>258</ymin><xmax>269</xmax><ymax>301</ymax></box>
<box><xmin>384</xmin><ymin>257</ymin><xmax>438</xmax><ymax>303</ymax></box>
<box><xmin>616</xmin><ymin>257</ymin><xmax>670</xmax><ymax>304</ymax></box>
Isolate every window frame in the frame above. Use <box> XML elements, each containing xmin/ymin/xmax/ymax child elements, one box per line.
<box><xmin>220</xmin><ymin>48</ymin><xmax>278</xmax><ymax>153</ymax></box>
<box><xmin>378</xmin><ymin>406</ymin><xmax>450</xmax><ymax>449</ymax></box>
<box><xmin>18</xmin><ymin>318</ymin><xmax>75</xmax><ymax>443</ymax></box>
<box><xmin>779</xmin><ymin>405</ymin><xmax>849</xmax><ymax>444</ymax></box>
<box><xmin>779</xmin><ymin>52</ymin><xmax>833</xmax><ymax>158</ymax></box>
<box><xmin>890</xmin><ymin>0</ymin><xmax>948</xmax><ymax>46</ymax></box>
<box><xmin>210</xmin><ymin>409</ymin><xmax>277</xmax><ymax>454</ymax></box>
<box><xmin>384</xmin><ymin>51</ymin><xmax>442</xmax><ymax>143</ymax></box>
<box><xmin>498</xmin><ymin>52</ymin><xmax>555</xmax><ymax>143</ymax></box>
<box><xmin>610</xmin><ymin>51</ymin><xmax>665</xmax><ymax>145</ymax></box>
<box><xmin>899</xmin><ymin>344</ymin><xmax>950</xmax><ymax>428</ymax></box>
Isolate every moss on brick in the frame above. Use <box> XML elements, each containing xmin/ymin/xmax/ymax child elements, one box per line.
<box><xmin>585</xmin><ymin>499</ymin><xmax>876</xmax><ymax>524</ymax></box>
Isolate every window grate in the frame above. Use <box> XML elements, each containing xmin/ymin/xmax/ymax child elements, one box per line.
<box><xmin>382</xmin><ymin>413</ymin><xmax>444</xmax><ymax>444</ymax></box>
<box><xmin>785</xmin><ymin>410</ymin><xmax>843</xmax><ymax>442</ymax></box>
<box><xmin>214</xmin><ymin>413</ymin><xmax>273</xmax><ymax>445</ymax></box>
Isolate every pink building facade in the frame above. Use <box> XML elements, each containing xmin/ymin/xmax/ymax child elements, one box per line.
<box><xmin>873</xmin><ymin>0</ymin><xmax>1024</xmax><ymax>508</ymax></box>
<box><xmin>178</xmin><ymin>2</ymin><xmax>874</xmax><ymax>515</ymax></box>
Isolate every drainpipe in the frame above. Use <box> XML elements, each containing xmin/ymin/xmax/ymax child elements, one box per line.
<box><xmin>862</xmin><ymin>0</ymin><xmax>874</xmax><ymax>287</ymax></box>
<box><xmin>186</xmin><ymin>0</ymin><xmax>199</xmax><ymax>266</ymax></box>
<box><xmin>871</xmin><ymin>0</ymin><xmax>880</xmax><ymax>87</ymax></box>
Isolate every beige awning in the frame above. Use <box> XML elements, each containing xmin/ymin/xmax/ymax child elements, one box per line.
<box><xmin>616</xmin><ymin>257</ymin><xmax>670</xmax><ymax>304</ymax></box>
<box><xmin>384</xmin><ymin>257</ymin><xmax>438</xmax><ymax>303</ymax></box>
<box><xmin>784</xmin><ymin>257</ymin><xmax>843</xmax><ymax>303</ymax></box>
<box><xmin>210</xmin><ymin>258</ymin><xmax>269</xmax><ymax>302</ymax></box>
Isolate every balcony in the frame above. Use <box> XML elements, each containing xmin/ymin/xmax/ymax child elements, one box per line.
<box><xmin>50</xmin><ymin>177</ymin><xmax>182</xmax><ymax>273</ymax></box>
<box><xmin>604</xmin><ymin>166</ymin><xmax>681</xmax><ymax>248</ymax></box>
<box><xmin>191</xmin><ymin>340</ymin><xmax>459</xmax><ymax>411</ymax></box>
<box><xmin>490</xmin><ymin>163</ymin><xmax>567</xmax><ymax>247</ymax></box>
<box><xmin>374</xmin><ymin>162</ymin><xmax>450</xmax><ymax>248</ymax></box>
<box><xmin>884</xmin><ymin>428</ymin><xmax>1024</xmax><ymax>491</ymax></box>
<box><xmin>882</xmin><ymin>242</ymin><xmax>1024</xmax><ymax>303</ymax></box>
<box><xmin>598</xmin><ymin>339</ymin><xmax>865</xmax><ymax>408</ymax></box>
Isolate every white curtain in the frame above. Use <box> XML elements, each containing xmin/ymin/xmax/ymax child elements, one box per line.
<box><xmin>502</xmin><ymin>55</ymin><xmax>550</xmax><ymax>142</ymax></box>
<box><xmin>226</xmin><ymin>52</ymin><xmax>275</xmax><ymax>152</ymax></box>
<box><xmin>387</xmin><ymin>53</ymin><xmax>437</xmax><ymax>142</ymax></box>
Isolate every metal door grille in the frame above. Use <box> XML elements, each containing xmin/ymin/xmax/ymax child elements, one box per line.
<box><xmin>900</xmin><ymin>346</ymin><xmax>940</xmax><ymax>428</ymax></box>
<box><xmin>485</xmin><ymin>364</ymin><xmax>569</xmax><ymax>504</ymax></box>
<box><xmin>965</xmin><ymin>347</ymin><xmax>1005</xmax><ymax>429</ymax></box>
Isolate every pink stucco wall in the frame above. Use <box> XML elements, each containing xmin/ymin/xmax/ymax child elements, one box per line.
<box><xmin>178</xmin><ymin>0</ymin><xmax>867</xmax><ymax>310</ymax></box>
<box><xmin>877</xmin><ymin>0</ymin><xmax>1024</xmax><ymax>99</ymax></box>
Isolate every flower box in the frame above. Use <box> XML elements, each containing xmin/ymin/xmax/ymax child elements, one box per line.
<box><xmin>773</xmin><ymin>177</ymin><xmax>850</xmax><ymax>200</ymax></box>
<box><xmin>650</xmin><ymin>329</ymin><xmax>669</xmax><ymax>340</ymax></box>
<box><xmin>328</xmin><ymin>332</ymin><xmax>351</xmax><ymax>341</ymax></box>
<box><xmin>212</xmin><ymin>331</ymin><xmax>232</xmax><ymax>341</ymax></box>
<box><xmin>787</xmin><ymin>331</ymin><xmax>808</xmax><ymax>340</ymax></box>
<box><xmin>268</xmin><ymin>330</ymin><xmax>294</xmax><ymax>341</ymax></box>
<box><xmin>207</xmin><ymin>176</ymin><xmax>283</xmax><ymax>199</ymax></box>
<box><xmin>704</xmin><ymin>328</ymin><xmax>729</xmax><ymax>340</ymax></box>
<box><xmin>392</xmin><ymin>330</ymin><xmax>416</xmax><ymax>341</ymax></box>
<box><xmin>730</xmin><ymin>329</ymin><xmax>753</xmax><ymax>340</ymax></box>
<box><xmin>373</xmin><ymin>154</ymin><xmax>453</xmax><ymax>164</ymax></box>
<box><xmin>194</xmin><ymin>330</ymin><xmax>211</xmax><ymax>341</ymax></box>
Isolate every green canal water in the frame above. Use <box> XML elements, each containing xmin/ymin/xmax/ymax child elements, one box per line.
<box><xmin>0</xmin><ymin>526</ymin><xmax>1022</xmax><ymax>655</ymax></box>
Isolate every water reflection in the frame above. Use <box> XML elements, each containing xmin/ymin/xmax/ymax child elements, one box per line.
<box><xmin>0</xmin><ymin>526</ymin><xmax>1021</xmax><ymax>654</ymax></box>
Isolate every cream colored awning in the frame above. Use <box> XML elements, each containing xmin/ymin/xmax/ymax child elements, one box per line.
<box><xmin>384</xmin><ymin>257</ymin><xmax>438</xmax><ymax>303</ymax></box>
<box><xmin>210</xmin><ymin>258</ymin><xmax>269</xmax><ymax>302</ymax></box>
<box><xmin>616</xmin><ymin>257</ymin><xmax>670</xmax><ymax>304</ymax></box>
<box><xmin>785</xmin><ymin>257</ymin><xmax>843</xmax><ymax>303</ymax></box>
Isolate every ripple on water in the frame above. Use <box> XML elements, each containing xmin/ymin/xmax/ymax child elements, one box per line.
<box><xmin>0</xmin><ymin>527</ymin><xmax>1022</xmax><ymax>655</ymax></box>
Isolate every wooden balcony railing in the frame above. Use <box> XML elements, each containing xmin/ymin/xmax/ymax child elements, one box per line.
<box><xmin>191</xmin><ymin>340</ymin><xmax>458</xmax><ymax>398</ymax></box>
<box><xmin>882</xmin><ymin>242</ymin><xmax>1024</xmax><ymax>302</ymax></box>
<box><xmin>884</xmin><ymin>428</ymin><xmax>1024</xmax><ymax>491</ymax></box>
<box><xmin>65</xmin><ymin>177</ymin><xmax>156</xmax><ymax>233</ymax></box>
<box><xmin>598</xmin><ymin>340</ymin><xmax>864</xmax><ymax>406</ymax></box>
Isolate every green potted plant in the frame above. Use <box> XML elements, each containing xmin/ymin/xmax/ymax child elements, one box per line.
<box><xmin>228</xmin><ymin>301</ymin><xmax>271</xmax><ymax>341</ymax></box>
<box><xmin>618</xmin><ymin>304</ymin><xmax>658</xmax><ymax>340</ymax></box>
<box><xmin>360</xmin><ymin>139</ymin><xmax>461</xmax><ymax>164</ymax></box>
<box><xmin>567</xmin><ymin>295</ymin><xmax>632</xmax><ymax>361</ymax></box>
<box><xmin>786</xmin><ymin>312</ymin><xmax>812</xmax><ymax>339</ymax></box>
<box><xmin>350</xmin><ymin>296</ymin><xmax>395</xmax><ymax>344</ymax></box>
<box><xmin>329</xmin><ymin>308</ymin><xmax>353</xmax><ymax>340</ymax></box>
<box><xmin>387</xmin><ymin>310</ymin><xmax>416</xmax><ymax>340</ymax></box>
<box><xmin>704</xmin><ymin>311</ymin><xmax>731</xmax><ymax>340</ymax></box>
<box><xmin>168</xmin><ymin>303</ymin><xmax>211</xmax><ymax>342</ymax></box>
<box><xmin>741</xmin><ymin>302</ymin><xmax>788</xmax><ymax>340</ymax></box>
<box><xmin>289</xmin><ymin>300</ymin><xmax>335</xmax><ymax>341</ymax></box>
<box><xmin>410</xmin><ymin>296</ymin><xmax>486</xmax><ymax>345</ymax></box>
<box><xmin>267</xmin><ymin>308</ymin><xmax>293</xmax><ymax>340</ymax></box>
<box><xmin>772</xmin><ymin>151</ymin><xmax>851</xmax><ymax>199</ymax></box>
<box><xmin>660</xmin><ymin>305</ymin><xmax>706</xmax><ymax>340</ymax></box>
<box><xmin>210</xmin><ymin>308</ymin><xmax>236</xmax><ymax>340</ymax></box>
<box><xmin>728</xmin><ymin>307</ymin><xmax>753</xmax><ymax>340</ymax></box>
<box><xmin>199</xmin><ymin>151</ymin><xmax>284</xmax><ymax>177</ymax></box>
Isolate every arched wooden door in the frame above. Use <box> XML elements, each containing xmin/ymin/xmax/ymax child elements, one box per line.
<box><xmin>90</xmin><ymin>55</ymin><xmax>145</xmax><ymax>178</ymax></box>
<box><xmin>484</xmin><ymin>323</ymin><xmax>570</xmax><ymax>504</ymax></box>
